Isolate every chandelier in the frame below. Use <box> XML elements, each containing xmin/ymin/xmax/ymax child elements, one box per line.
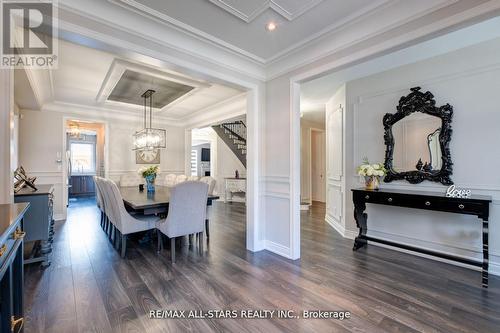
<box><xmin>133</xmin><ymin>89</ymin><xmax>167</xmax><ymax>151</ymax></box>
<box><xmin>68</xmin><ymin>122</ymin><xmax>81</xmax><ymax>138</ymax></box>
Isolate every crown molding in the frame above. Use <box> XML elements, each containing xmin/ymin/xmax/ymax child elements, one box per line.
<box><xmin>183</xmin><ymin>92</ymin><xmax>247</xmax><ymax>129</ymax></box>
<box><xmin>265</xmin><ymin>0</ymin><xmax>394</xmax><ymax>65</ymax></box>
<box><xmin>208</xmin><ymin>0</ymin><xmax>324</xmax><ymax>22</ymax></box>
<box><xmin>208</xmin><ymin>0</ymin><xmax>269</xmax><ymax>23</ymax></box>
<box><xmin>96</xmin><ymin>58</ymin><xmax>212</xmax><ymax>112</ymax></box>
<box><xmin>33</xmin><ymin>91</ymin><xmax>247</xmax><ymax>129</ymax></box>
<box><xmin>58</xmin><ymin>0</ymin><xmax>500</xmax><ymax>82</ymax></box>
<box><xmin>266</xmin><ymin>0</ymin><xmax>463</xmax><ymax>79</ymax></box>
<box><xmin>57</xmin><ymin>1</ymin><xmax>267</xmax><ymax>81</ymax></box>
<box><xmin>107</xmin><ymin>0</ymin><xmax>266</xmax><ymax>64</ymax></box>
<box><xmin>38</xmin><ymin>100</ymin><xmax>183</xmax><ymax>126</ymax></box>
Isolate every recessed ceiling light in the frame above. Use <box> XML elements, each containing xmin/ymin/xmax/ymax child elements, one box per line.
<box><xmin>266</xmin><ymin>22</ymin><xmax>277</xmax><ymax>32</ymax></box>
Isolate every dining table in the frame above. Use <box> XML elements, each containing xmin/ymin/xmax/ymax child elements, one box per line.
<box><xmin>119</xmin><ymin>185</ymin><xmax>220</xmax><ymax>216</ymax></box>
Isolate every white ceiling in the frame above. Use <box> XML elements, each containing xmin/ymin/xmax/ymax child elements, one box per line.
<box><xmin>301</xmin><ymin>16</ymin><xmax>500</xmax><ymax>109</ymax></box>
<box><xmin>22</xmin><ymin>38</ymin><xmax>244</xmax><ymax>120</ymax></box>
<box><xmin>110</xmin><ymin>0</ymin><xmax>387</xmax><ymax>61</ymax></box>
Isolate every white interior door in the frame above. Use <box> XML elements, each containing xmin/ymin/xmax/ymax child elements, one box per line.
<box><xmin>311</xmin><ymin>130</ymin><xmax>326</xmax><ymax>202</ymax></box>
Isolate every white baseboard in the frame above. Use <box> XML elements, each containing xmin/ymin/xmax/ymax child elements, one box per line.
<box><xmin>265</xmin><ymin>240</ymin><xmax>292</xmax><ymax>259</ymax></box>
<box><xmin>325</xmin><ymin>214</ymin><xmax>356</xmax><ymax>239</ymax></box>
<box><xmin>490</xmin><ymin>260</ymin><xmax>500</xmax><ymax>276</ymax></box>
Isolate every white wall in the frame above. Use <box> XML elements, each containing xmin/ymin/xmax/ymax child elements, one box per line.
<box><xmin>216</xmin><ymin>135</ymin><xmax>246</xmax><ymax>196</ymax></box>
<box><xmin>343</xmin><ymin>37</ymin><xmax>500</xmax><ymax>274</ymax></box>
<box><xmin>18</xmin><ymin>109</ymin><xmax>185</xmax><ymax>220</ymax></box>
<box><xmin>0</xmin><ymin>70</ymin><xmax>14</xmax><ymax>204</ymax></box>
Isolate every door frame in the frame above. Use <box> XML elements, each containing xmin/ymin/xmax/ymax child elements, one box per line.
<box><xmin>57</xmin><ymin>17</ymin><xmax>263</xmax><ymax>252</ymax></box>
<box><xmin>309</xmin><ymin>127</ymin><xmax>326</xmax><ymax>204</ymax></box>
<box><xmin>62</xmin><ymin>116</ymin><xmax>110</xmax><ymax>213</ymax></box>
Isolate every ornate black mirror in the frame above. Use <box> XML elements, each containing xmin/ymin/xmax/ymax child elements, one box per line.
<box><xmin>383</xmin><ymin>87</ymin><xmax>453</xmax><ymax>185</ymax></box>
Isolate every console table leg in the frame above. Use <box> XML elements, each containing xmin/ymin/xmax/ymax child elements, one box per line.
<box><xmin>482</xmin><ymin>219</ymin><xmax>489</xmax><ymax>288</ymax></box>
<box><xmin>353</xmin><ymin>201</ymin><xmax>368</xmax><ymax>251</ymax></box>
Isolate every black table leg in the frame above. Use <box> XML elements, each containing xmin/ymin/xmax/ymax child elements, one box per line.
<box><xmin>353</xmin><ymin>200</ymin><xmax>367</xmax><ymax>251</ymax></box>
<box><xmin>205</xmin><ymin>219</ymin><xmax>210</xmax><ymax>240</ymax></box>
<box><xmin>482</xmin><ymin>218</ymin><xmax>489</xmax><ymax>288</ymax></box>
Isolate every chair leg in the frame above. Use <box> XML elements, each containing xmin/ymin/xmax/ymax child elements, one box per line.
<box><xmin>189</xmin><ymin>234</ymin><xmax>193</xmax><ymax>246</ymax></box>
<box><xmin>205</xmin><ymin>219</ymin><xmax>210</xmax><ymax>240</ymax></box>
<box><xmin>157</xmin><ymin>230</ymin><xmax>163</xmax><ymax>253</ymax></box>
<box><xmin>114</xmin><ymin>229</ymin><xmax>120</xmax><ymax>249</ymax></box>
<box><xmin>171</xmin><ymin>237</ymin><xmax>176</xmax><ymax>263</ymax></box>
<box><xmin>198</xmin><ymin>232</ymin><xmax>203</xmax><ymax>254</ymax></box>
<box><xmin>121</xmin><ymin>234</ymin><xmax>127</xmax><ymax>258</ymax></box>
<box><xmin>100</xmin><ymin>212</ymin><xmax>104</xmax><ymax>227</ymax></box>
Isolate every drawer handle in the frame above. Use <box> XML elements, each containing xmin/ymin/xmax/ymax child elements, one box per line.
<box><xmin>13</xmin><ymin>228</ymin><xmax>26</xmax><ymax>240</ymax></box>
<box><xmin>11</xmin><ymin>316</ymin><xmax>24</xmax><ymax>333</ymax></box>
<box><xmin>0</xmin><ymin>244</ymin><xmax>6</xmax><ymax>257</ymax></box>
<box><xmin>458</xmin><ymin>204</ymin><xmax>465</xmax><ymax>210</ymax></box>
<box><xmin>365</xmin><ymin>195</ymin><xmax>370</xmax><ymax>200</ymax></box>
<box><xmin>387</xmin><ymin>198</ymin><xmax>393</xmax><ymax>203</ymax></box>
<box><xmin>425</xmin><ymin>201</ymin><xmax>431</xmax><ymax>206</ymax></box>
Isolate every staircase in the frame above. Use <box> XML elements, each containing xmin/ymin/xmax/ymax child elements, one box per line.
<box><xmin>212</xmin><ymin>120</ymin><xmax>247</xmax><ymax>167</ymax></box>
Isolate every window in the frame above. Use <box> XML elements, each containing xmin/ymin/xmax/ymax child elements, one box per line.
<box><xmin>191</xmin><ymin>149</ymin><xmax>198</xmax><ymax>176</ymax></box>
<box><xmin>70</xmin><ymin>142</ymin><xmax>96</xmax><ymax>174</ymax></box>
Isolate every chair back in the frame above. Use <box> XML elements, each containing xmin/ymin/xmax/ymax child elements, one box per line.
<box><xmin>120</xmin><ymin>173</ymin><xmax>143</xmax><ymax>187</ymax></box>
<box><xmin>98</xmin><ymin>178</ymin><xmax>117</xmax><ymax>226</ymax></box>
<box><xmin>176</xmin><ymin>175</ymin><xmax>187</xmax><ymax>184</ymax></box>
<box><xmin>164</xmin><ymin>174</ymin><xmax>177</xmax><ymax>187</ymax></box>
<box><xmin>163</xmin><ymin>181</ymin><xmax>208</xmax><ymax>237</ymax></box>
<box><xmin>200</xmin><ymin>176</ymin><xmax>216</xmax><ymax>195</ymax></box>
<box><xmin>187</xmin><ymin>175</ymin><xmax>199</xmax><ymax>181</ymax></box>
<box><xmin>93</xmin><ymin>176</ymin><xmax>104</xmax><ymax>211</ymax></box>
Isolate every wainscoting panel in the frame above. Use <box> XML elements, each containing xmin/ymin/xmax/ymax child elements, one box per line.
<box><xmin>347</xmin><ymin>44</ymin><xmax>500</xmax><ymax>275</ymax></box>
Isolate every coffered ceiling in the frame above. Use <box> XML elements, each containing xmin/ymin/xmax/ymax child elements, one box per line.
<box><xmin>15</xmin><ymin>39</ymin><xmax>244</xmax><ymax>123</ymax></box>
<box><xmin>109</xmin><ymin>0</ymin><xmax>389</xmax><ymax>61</ymax></box>
<box><xmin>208</xmin><ymin>0</ymin><xmax>324</xmax><ymax>22</ymax></box>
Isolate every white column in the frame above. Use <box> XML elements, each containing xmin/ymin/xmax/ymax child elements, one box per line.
<box><xmin>0</xmin><ymin>69</ymin><xmax>14</xmax><ymax>204</ymax></box>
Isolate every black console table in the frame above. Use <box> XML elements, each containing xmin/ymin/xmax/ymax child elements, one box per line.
<box><xmin>352</xmin><ymin>188</ymin><xmax>492</xmax><ymax>288</ymax></box>
<box><xmin>0</xmin><ymin>203</ymin><xmax>29</xmax><ymax>333</ymax></box>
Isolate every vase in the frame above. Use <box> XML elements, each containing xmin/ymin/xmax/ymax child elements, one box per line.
<box><xmin>365</xmin><ymin>176</ymin><xmax>380</xmax><ymax>190</ymax></box>
<box><xmin>145</xmin><ymin>175</ymin><xmax>156</xmax><ymax>193</ymax></box>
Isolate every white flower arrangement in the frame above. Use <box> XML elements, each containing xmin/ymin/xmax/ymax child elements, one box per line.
<box><xmin>137</xmin><ymin>165</ymin><xmax>160</xmax><ymax>178</ymax></box>
<box><xmin>357</xmin><ymin>158</ymin><xmax>387</xmax><ymax>178</ymax></box>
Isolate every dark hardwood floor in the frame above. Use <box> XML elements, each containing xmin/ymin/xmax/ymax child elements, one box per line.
<box><xmin>24</xmin><ymin>198</ymin><xmax>500</xmax><ymax>332</ymax></box>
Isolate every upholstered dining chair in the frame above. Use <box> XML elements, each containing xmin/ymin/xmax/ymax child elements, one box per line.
<box><xmin>199</xmin><ymin>176</ymin><xmax>216</xmax><ymax>195</ymax></box>
<box><xmin>93</xmin><ymin>176</ymin><xmax>105</xmax><ymax>228</ymax></box>
<box><xmin>119</xmin><ymin>173</ymin><xmax>143</xmax><ymax>187</ymax></box>
<box><xmin>164</xmin><ymin>174</ymin><xmax>177</xmax><ymax>187</ymax></box>
<box><xmin>187</xmin><ymin>175</ymin><xmax>199</xmax><ymax>181</ymax></box>
<box><xmin>95</xmin><ymin>177</ymin><xmax>114</xmax><ymax>240</ymax></box>
<box><xmin>156</xmin><ymin>181</ymin><xmax>209</xmax><ymax>262</ymax></box>
<box><xmin>199</xmin><ymin>176</ymin><xmax>216</xmax><ymax>239</ymax></box>
<box><xmin>176</xmin><ymin>174</ymin><xmax>188</xmax><ymax>184</ymax></box>
<box><xmin>102</xmin><ymin>178</ymin><xmax>159</xmax><ymax>257</ymax></box>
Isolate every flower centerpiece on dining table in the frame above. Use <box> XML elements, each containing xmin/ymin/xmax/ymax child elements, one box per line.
<box><xmin>138</xmin><ymin>165</ymin><xmax>159</xmax><ymax>192</ymax></box>
<box><xmin>357</xmin><ymin>158</ymin><xmax>387</xmax><ymax>190</ymax></box>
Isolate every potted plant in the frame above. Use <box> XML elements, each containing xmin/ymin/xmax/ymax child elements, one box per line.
<box><xmin>357</xmin><ymin>158</ymin><xmax>387</xmax><ymax>190</ymax></box>
<box><xmin>138</xmin><ymin>165</ymin><xmax>159</xmax><ymax>192</ymax></box>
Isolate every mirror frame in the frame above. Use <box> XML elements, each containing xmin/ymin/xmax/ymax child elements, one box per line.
<box><xmin>383</xmin><ymin>87</ymin><xmax>454</xmax><ymax>185</ymax></box>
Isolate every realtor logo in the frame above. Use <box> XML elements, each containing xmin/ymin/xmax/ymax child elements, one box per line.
<box><xmin>1</xmin><ymin>0</ymin><xmax>58</xmax><ymax>68</ymax></box>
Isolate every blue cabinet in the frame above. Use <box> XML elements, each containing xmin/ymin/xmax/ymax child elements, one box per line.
<box><xmin>14</xmin><ymin>185</ymin><xmax>54</xmax><ymax>267</ymax></box>
<box><xmin>0</xmin><ymin>203</ymin><xmax>28</xmax><ymax>333</ymax></box>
